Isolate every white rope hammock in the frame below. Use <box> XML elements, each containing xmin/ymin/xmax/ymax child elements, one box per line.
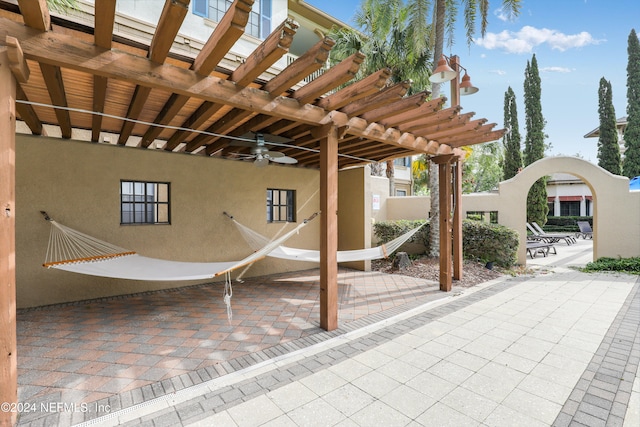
<box><xmin>226</xmin><ymin>213</ymin><xmax>425</xmax><ymax>263</ymax></box>
<box><xmin>43</xmin><ymin>215</ymin><xmax>316</xmax><ymax>281</ymax></box>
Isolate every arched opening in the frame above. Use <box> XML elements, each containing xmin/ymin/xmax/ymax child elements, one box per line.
<box><xmin>496</xmin><ymin>157</ymin><xmax>638</xmax><ymax>265</ymax></box>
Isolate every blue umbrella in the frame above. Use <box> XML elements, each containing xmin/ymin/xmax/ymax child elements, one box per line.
<box><xmin>631</xmin><ymin>176</ymin><xmax>640</xmax><ymax>190</ymax></box>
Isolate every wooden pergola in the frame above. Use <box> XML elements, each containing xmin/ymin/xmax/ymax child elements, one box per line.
<box><xmin>0</xmin><ymin>1</ymin><xmax>503</xmax><ymax>422</ymax></box>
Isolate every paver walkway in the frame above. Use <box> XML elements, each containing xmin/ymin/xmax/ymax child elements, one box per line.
<box><xmin>14</xmin><ymin>239</ymin><xmax>640</xmax><ymax>426</ymax></box>
<box><xmin>93</xmin><ymin>269</ymin><xmax>639</xmax><ymax>427</ymax></box>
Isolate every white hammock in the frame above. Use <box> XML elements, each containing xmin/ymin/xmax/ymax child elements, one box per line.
<box><xmin>43</xmin><ymin>216</ymin><xmax>314</xmax><ymax>281</ymax></box>
<box><xmin>227</xmin><ymin>214</ymin><xmax>425</xmax><ymax>263</ymax></box>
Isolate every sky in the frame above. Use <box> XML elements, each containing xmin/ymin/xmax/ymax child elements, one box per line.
<box><xmin>304</xmin><ymin>0</ymin><xmax>639</xmax><ymax>163</ymax></box>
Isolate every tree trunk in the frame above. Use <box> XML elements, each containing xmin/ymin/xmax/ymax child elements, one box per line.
<box><xmin>429</xmin><ymin>0</ymin><xmax>446</xmax><ymax>257</ymax></box>
<box><xmin>386</xmin><ymin>160</ymin><xmax>395</xmax><ymax>196</ymax></box>
<box><xmin>428</xmin><ymin>160</ymin><xmax>440</xmax><ymax>256</ymax></box>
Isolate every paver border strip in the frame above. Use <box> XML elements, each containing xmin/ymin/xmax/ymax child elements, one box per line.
<box><xmin>553</xmin><ymin>275</ymin><xmax>640</xmax><ymax>427</ymax></box>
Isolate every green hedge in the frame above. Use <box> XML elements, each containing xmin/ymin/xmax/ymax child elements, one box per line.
<box><xmin>373</xmin><ymin>219</ymin><xmax>431</xmax><ymax>254</ymax></box>
<box><xmin>545</xmin><ymin>216</ymin><xmax>592</xmax><ymax>232</ymax></box>
<box><xmin>373</xmin><ymin>219</ymin><xmax>518</xmax><ymax>267</ymax></box>
<box><xmin>582</xmin><ymin>257</ymin><xmax>640</xmax><ymax>274</ymax></box>
<box><xmin>462</xmin><ymin>221</ymin><xmax>519</xmax><ymax>267</ymax></box>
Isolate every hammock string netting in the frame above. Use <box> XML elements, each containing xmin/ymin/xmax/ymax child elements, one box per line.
<box><xmin>44</xmin><ymin>220</ymin><xmax>135</xmax><ymax>267</ymax></box>
<box><xmin>228</xmin><ymin>216</ymin><xmax>425</xmax><ymax>263</ymax></box>
<box><xmin>42</xmin><ymin>215</ymin><xmax>317</xmax><ymax>281</ymax></box>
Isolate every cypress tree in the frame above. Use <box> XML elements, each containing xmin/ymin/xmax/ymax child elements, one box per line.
<box><xmin>523</xmin><ymin>54</ymin><xmax>548</xmax><ymax>226</ymax></box>
<box><xmin>623</xmin><ymin>29</ymin><xmax>640</xmax><ymax>178</ymax></box>
<box><xmin>502</xmin><ymin>86</ymin><xmax>522</xmax><ymax>180</ymax></box>
<box><xmin>597</xmin><ymin>77</ymin><xmax>621</xmax><ymax>174</ymax></box>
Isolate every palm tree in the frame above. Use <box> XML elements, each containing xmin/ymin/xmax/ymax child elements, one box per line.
<box><xmin>427</xmin><ymin>0</ymin><xmax>521</xmax><ymax>257</ymax></box>
<box><xmin>328</xmin><ymin>1</ymin><xmax>432</xmax><ymax>93</ymax></box>
<box><xmin>329</xmin><ymin>1</ymin><xmax>433</xmax><ymax>196</ymax></box>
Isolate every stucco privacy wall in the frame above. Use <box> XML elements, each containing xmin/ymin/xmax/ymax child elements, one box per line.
<box><xmin>338</xmin><ymin>166</ymin><xmax>371</xmax><ymax>271</ymax></box>
<box><xmin>499</xmin><ymin>157</ymin><xmax>640</xmax><ymax>264</ymax></box>
<box><xmin>16</xmin><ymin>135</ymin><xmax>322</xmax><ymax>308</ymax></box>
<box><xmin>381</xmin><ymin>157</ymin><xmax>640</xmax><ymax>265</ymax></box>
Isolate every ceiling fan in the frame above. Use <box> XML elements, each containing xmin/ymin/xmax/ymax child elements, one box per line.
<box><xmin>228</xmin><ymin>132</ymin><xmax>298</xmax><ymax>167</ymax></box>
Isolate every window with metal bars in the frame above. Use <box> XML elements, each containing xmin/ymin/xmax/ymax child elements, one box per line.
<box><xmin>120</xmin><ymin>181</ymin><xmax>170</xmax><ymax>225</ymax></box>
<box><xmin>266</xmin><ymin>189</ymin><xmax>295</xmax><ymax>223</ymax></box>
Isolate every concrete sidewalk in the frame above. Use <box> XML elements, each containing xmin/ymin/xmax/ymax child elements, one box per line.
<box><xmin>79</xmin><ymin>240</ymin><xmax>639</xmax><ymax>427</ymax></box>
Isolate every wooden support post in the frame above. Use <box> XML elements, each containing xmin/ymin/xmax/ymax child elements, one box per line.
<box><xmin>453</xmin><ymin>157</ymin><xmax>463</xmax><ymax>280</ymax></box>
<box><xmin>319</xmin><ymin>126</ymin><xmax>338</xmax><ymax>331</ymax></box>
<box><xmin>438</xmin><ymin>159</ymin><xmax>452</xmax><ymax>292</ymax></box>
<box><xmin>449</xmin><ymin>55</ymin><xmax>461</xmax><ymax>108</ymax></box>
<box><xmin>0</xmin><ymin>47</ymin><xmax>18</xmax><ymax>427</ymax></box>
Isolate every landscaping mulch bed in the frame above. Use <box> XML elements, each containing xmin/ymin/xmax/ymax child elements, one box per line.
<box><xmin>372</xmin><ymin>256</ymin><xmax>505</xmax><ymax>288</ymax></box>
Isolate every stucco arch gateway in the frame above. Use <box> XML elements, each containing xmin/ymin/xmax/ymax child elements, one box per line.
<box><xmin>493</xmin><ymin>157</ymin><xmax>640</xmax><ymax>265</ymax></box>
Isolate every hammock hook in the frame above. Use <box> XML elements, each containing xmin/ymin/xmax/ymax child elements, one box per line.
<box><xmin>303</xmin><ymin>211</ymin><xmax>320</xmax><ymax>223</ymax></box>
<box><xmin>40</xmin><ymin>211</ymin><xmax>52</xmax><ymax>221</ymax></box>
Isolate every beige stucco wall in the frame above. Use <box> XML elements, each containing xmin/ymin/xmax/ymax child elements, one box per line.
<box><xmin>498</xmin><ymin>156</ymin><xmax>640</xmax><ymax>264</ymax></box>
<box><xmin>370</xmin><ymin>176</ymin><xmax>390</xmax><ymax>223</ymax></box>
<box><xmin>16</xmin><ymin>135</ymin><xmax>322</xmax><ymax>308</ymax></box>
<box><xmin>387</xmin><ymin>196</ymin><xmax>430</xmax><ymax>221</ymax></box>
<box><xmin>373</xmin><ymin>157</ymin><xmax>640</xmax><ymax>265</ymax></box>
<box><xmin>338</xmin><ymin>166</ymin><xmax>371</xmax><ymax>271</ymax></box>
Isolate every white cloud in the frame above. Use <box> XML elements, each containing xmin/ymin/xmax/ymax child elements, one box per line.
<box><xmin>494</xmin><ymin>7</ymin><xmax>513</xmax><ymax>22</ymax></box>
<box><xmin>475</xmin><ymin>26</ymin><xmax>604</xmax><ymax>54</ymax></box>
<box><xmin>490</xmin><ymin>69</ymin><xmax>507</xmax><ymax>76</ymax></box>
<box><xmin>541</xmin><ymin>66</ymin><xmax>572</xmax><ymax>73</ymax></box>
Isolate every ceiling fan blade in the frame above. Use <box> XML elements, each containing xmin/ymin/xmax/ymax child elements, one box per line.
<box><xmin>254</xmin><ymin>156</ymin><xmax>269</xmax><ymax>167</ymax></box>
<box><xmin>270</xmin><ymin>156</ymin><xmax>298</xmax><ymax>164</ymax></box>
<box><xmin>227</xmin><ymin>152</ymin><xmax>255</xmax><ymax>159</ymax></box>
<box><xmin>264</xmin><ymin>150</ymin><xmax>285</xmax><ymax>159</ymax></box>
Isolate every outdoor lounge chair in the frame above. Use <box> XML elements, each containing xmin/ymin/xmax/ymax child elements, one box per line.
<box><xmin>528</xmin><ymin>222</ymin><xmax>576</xmax><ymax>245</ymax></box>
<box><xmin>576</xmin><ymin>221</ymin><xmax>593</xmax><ymax>239</ymax></box>
<box><xmin>526</xmin><ymin>240</ymin><xmax>557</xmax><ymax>258</ymax></box>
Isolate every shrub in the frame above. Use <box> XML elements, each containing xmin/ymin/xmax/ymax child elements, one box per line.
<box><xmin>373</xmin><ymin>219</ymin><xmax>431</xmax><ymax>254</ymax></box>
<box><xmin>581</xmin><ymin>257</ymin><xmax>640</xmax><ymax>274</ymax></box>
<box><xmin>462</xmin><ymin>221</ymin><xmax>519</xmax><ymax>267</ymax></box>
<box><xmin>545</xmin><ymin>216</ymin><xmax>592</xmax><ymax>232</ymax></box>
<box><xmin>373</xmin><ymin>219</ymin><xmax>518</xmax><ymax>267</ymax></box>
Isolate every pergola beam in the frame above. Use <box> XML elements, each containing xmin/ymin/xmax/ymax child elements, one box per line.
<box><xmin>149</xmin><ymin>0</ymin><xmax>190</xmax><ymax>63</ymax></box>
<box><xmin>92</xmin><ymin>0</ymin><xmax>116</xmax><ymax>142</ymax></box>
<box><xmin>118</xmin><ymin>0</ymin><xmax>190</xmax><ymax>145</ymax></box>
<box><xmin>394</xmin><ymin>106</ymin><xmax>461</xmax><ymax>132</ymax></box>
<box><xmin>94</xmin><ymin>0</ymin><xmax>116</xmax><ymax>49</ymax></box>
<box><xmin>192</xmin><ymin>0</ymin><xmax>254</xmax><ymax>76</ymax></box>
<box><xmin>315</xmin><ymin>68</ymin><xmax>391</xmax><ymax>110</ymax></box>
<box><xmin>16</xmin><ymin>0</ymin><xmax>49</xmax><ymax>31</ymax></box>
<box><xmin>263</xmin><ymin>36</ymin><xmax>335</xmax><ymax>96</ymax></box>
<box><xmin>376</xmin><ymin>97</ymin><xmax>447</xmax><ymax>127</ymax></box>
<box><xmin>412</xmin><ymin>112</ymin><xmax>475</xmax><ymax>137</ymax></box>
<box><xmin>338</xmin><ymin>81</ymin><xmax>412</xmax><ymax>117</ymax></box>
<box><xmin>293</xmin><ymin>52</ymin><xmax>365</xmax><ymax>104</ymax></box>
<box><xmin>16</xmin><ymin>84</ymin><xmax>43</xmax><ymax>135</ymax></box>
<box><xmin>231</xmin><ymin>18</ymin><xmax>298</xmax><ymax>86</ymax></box>
<box><xmin>39</xmin><ymin>63</ymin><xmax>72</xmax><ymax>138</ymax></box>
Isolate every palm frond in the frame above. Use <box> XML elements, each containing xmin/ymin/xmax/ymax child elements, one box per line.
<box><xmin>47</xmin><ymin>0</ymin><xmax>78</xmax><ymax>13</ymax></box>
